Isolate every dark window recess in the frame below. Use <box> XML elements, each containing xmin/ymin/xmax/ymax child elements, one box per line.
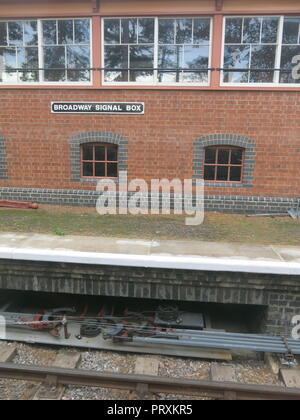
<box><xmin>204</xmin><ymin>146</ymin><xmax>244</xmax><ymax>182</ymax></box>
<box><xmin>81</xmin><ymin>143</ymin><xmax>118</xmax><ymax>178</ymax></box>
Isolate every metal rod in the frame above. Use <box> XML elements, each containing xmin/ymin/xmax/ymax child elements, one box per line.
<box><xmin>130</xmin><ymin>337</ymin><xmax>290</xmax><ymax>353</ymax></box>
<box><xmin>0</xmin><ymin>67</ymin><xmax>293</xmax><ymax>73</ymax></box>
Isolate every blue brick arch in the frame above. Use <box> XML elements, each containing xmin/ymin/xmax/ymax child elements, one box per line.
<box><xmin>193</xmin><ymin>134</ymin><xmax>256</xmax><ymax>188</ymax></box>
<box><xmin>69</xmin><ymin>131</ymin><xmax>128</xmax><ymax>182</ymax></box>
<box><xmin>0</xmin><ymin>134</ymin><xmax>8</xmax><ymax>180</ymax></box>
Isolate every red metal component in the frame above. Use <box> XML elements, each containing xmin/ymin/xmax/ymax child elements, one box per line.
<box><xmin>0</xmin><ymin>200</ymin><xmax>38</xmax><ymax>210</ymax></box>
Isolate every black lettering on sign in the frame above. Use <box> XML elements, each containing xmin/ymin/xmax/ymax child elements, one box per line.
<box><xmin>51</xmin><ymin>102</ymin><xmax>144</xmax><ymax>114</ymax></box>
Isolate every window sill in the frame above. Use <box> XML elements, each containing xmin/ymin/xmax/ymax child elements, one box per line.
<box><xmin>204</xmin><ymin>182</ymin><xmax>252</xmax><ymax>188</ymax></box>
<box><xmin>80</xmin><ymin>178</ymin><xmax>119</xmax><ymax>183</ymax></box>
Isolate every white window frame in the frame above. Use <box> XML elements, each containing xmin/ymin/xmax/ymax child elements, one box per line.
<box><xmin>221</xmin><ymin>15</ymin><xmax>300</xmax><ymax>87</ymax></box>
<box><xmin>0</xmin><ymin>18</ymin><xmax>92</xmax><ymax>86</ymax></box>
<box><xmin>101</xmin><ymin>16</ymin><xmax>213</xmax><ymax>87</ymax></box>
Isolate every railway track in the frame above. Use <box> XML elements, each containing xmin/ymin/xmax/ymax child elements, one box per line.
<box><xmin>0</xmin><ymin>341</ymin><xmax>299</xmax><ymax>400</ymax></box>
<box><xmin>0</xmin><ymin>361</ymin><xmax>299</xmax><ymax>400</ymax></box>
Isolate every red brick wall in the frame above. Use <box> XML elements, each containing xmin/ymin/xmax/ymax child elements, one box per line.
<box><xmin>0</xmin><ymin>89</ymin><xmax>299</xmax><ymax>198</ymax></box>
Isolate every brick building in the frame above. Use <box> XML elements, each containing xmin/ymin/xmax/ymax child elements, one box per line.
<box><xmin>0</xmin><ymin>0</ymin><xmax>299</xmax><ymax>213</ymax></box>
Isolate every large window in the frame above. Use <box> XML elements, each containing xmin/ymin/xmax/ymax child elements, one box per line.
<box><xmin>81</xmin><ymin>143</ymin><xmax>118</xmax><ymax>178</ymax></box>
<box><xmin>0</xmin><ymin>19</ymin><xmax>91</xmax><ymax>84</ymax></box>
<box><xmin>103</xmin><ymin>17</ymin><xmax>212</xmax><ymax>85</ymax></box>
<box><xmin>204</xmin><ymin>147</ymin><xmax>244</xmax><ymax>183</ymax></box>
<box><xmin>223</xmin><ymin>16</ymin><xmax>300</xmax><ymax>85</ymax></box>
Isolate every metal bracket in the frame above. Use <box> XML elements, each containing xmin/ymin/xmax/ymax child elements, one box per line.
<box><xmin>283</xmin><ymin>337</ymin><xmax>296</xmax><ymax>366</ymax></box>
<box><xmin>92</xmin><ymin>0</ymin><xmax>100</xmax><ymax>13</ymax></box>
<box><xmin>215</xmin><ymin>0</ymin><xmax>224</xmax><ymax>11</ymax></box>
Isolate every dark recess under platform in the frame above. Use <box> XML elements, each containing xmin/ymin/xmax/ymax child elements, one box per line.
<box><xmin>0</xmin><ymin>258</ymin><xmax>299</xmax><ymax>336</ymax></box>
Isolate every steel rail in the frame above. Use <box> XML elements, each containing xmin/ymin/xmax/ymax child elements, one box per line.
<box><xmin>0</xmin><ymin>362</ymin><xmax>299</xmax><ymax>400</ymax></box>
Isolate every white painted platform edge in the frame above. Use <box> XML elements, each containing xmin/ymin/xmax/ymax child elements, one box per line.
<box><xmin>0</xmin><ymin>247</ymin><xmax>299</xmax><ymax>275</ymax></box>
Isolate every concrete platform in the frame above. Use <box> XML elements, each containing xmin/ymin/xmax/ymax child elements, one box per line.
<box><xmin>0</xmin><ymin>232</ymin><xmax>299</xmax><ymax>275</ymax></box>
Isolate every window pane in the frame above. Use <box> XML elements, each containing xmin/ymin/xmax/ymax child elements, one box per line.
<box><xmin>181</xmin><ymin>71</ymin><xmax>208</xmax><ymax>83</ymax></box>
<box><xmin>107</xmin><ymin>146</ymin><xmax>118</xmax><ymax>161</ymax></box>
<box><xmin>82</xmin><ymin>145</ymin><xmax>93</xmax><ymax>160</ymax></box>
<box><xmin>231</xmin><ymin>149</ymin><xmax>243</xmax><ymax>164</ymax></box>
<box><xmin>104</xmin><ymin>45</ymin><xmax>128</xmax><ymax>69</ymax></box>
<box><xmin>83</xmin><ymin>162</ymin><xmax>93</xmax><ymax>177</ymax></box>
<box><xmin>205</xmin><ymin>148</ymin><xmax>216</xmax><ymax>164</ymax></box>
<box><xmin>280</xmin><ymin>45</ymin><xmax>300</xmax><ymax>83</ymax></box>
<box><xmin>249</xmin><ymin>45</ymin><xmax>276</xmax><ymax>83</ymax></box>
<box><xmin>230</xmin><ymin>166</ymin><xmax>242</xmax><ymax>182</ymax></box>
<box><xmin>44</xmin><ymin>46</ymin><xmax>66</xmax><ymax>81</ymax></box>
<box><xmin>130</xmin><ymin>45</ymin><xmax>154</xmax><ymax>68</ymax></box>
<box><xmin>107</xmin><ymin>163</ymin><xmax>118</xmax><ymax>178</ymax></box>
<box><xmin>261</xmin><ymin>18</ymin><xmax>279</xmax><ymax>44</ymax></box>
<box><xmin>95</xmin><ymin>163</ymin><xmax>106</xmax><ymax>177</ymax></box>
<box><xmin>218</xmin><ymin>149</ymin><xmax>230</xmax><ymax>164</ymax></box>
<box><xmin>138</xmin><ymin>18</ymin><xmax>154</xmax><ymax>43</ymax></box>
<box><xmin>24</xmin><ymin>21</ymin><xmax>38</xmax><ymax>46</ymax></box>
<box><xmin>283</xmin><ymin>18</ymin><xmax>300</xmax><ymax>44</ymax></box>
<box><xmin>129</xmin><ymin>45</ymin><xmax>154</xmax><ymax>82</ymax></box>
<box><xmin>159</xmin><ymin>19</ymin><xmax>175</xmax><ymax>44</ymax></box>
<box><xmin>58</xmin><ymin>20</ymin><xmax>73</xmax><ymax>45</ymax></box>
<box><xmin>193</xmin><ymin>18</ymin><xmax>210</xmax><ymax>44</ymax></box>
<box><xmin>130</xmin><ymin>45</ymin><xmax>154</xmax><ymax>81</ymax></box>
<box><xmin>121</xmin><ymin>18</ymin><xmax>137</xmax><ymax>44</ymax></box>
<box><xmin>217</xmin><ymin>166</ymin><xmax>229</xmax><ymax>181</ymax></box>
<box><xmin>0</xmin><ymin>47</ymin><xmax>17</xmax><ymax>82</ymax></box>
<box><xmin>67</xmin><ymin>45</ymin><xmax>90</xmax><ymax>81</ymax></box>
<box><xmin>176</xmin><ymin>19</ymin><xmax>192</xmax><ymax>44</ymax></box>
<box><xmin>75</xmin><ymin>19</ymin><xmax>90</xmax><ymax>44</ymax></box>
<box><xmin>0</xmin><ymin>23</ymin><xmax>7</xmax><ymax>46</ymax></box>
<box><xmin>8</xmin><ymin>21</ymin><xmax>23</xmax><ymax>46</ymax></box>
<box><xmin>104</xmin><ymin>45</ymin><xmax>128</xmax><ymax>82</ymax></box>
<box><xmin>223</xmin><ymin>45</ymin><xmax>250</xmax><ymax>83</ymax></box>
<box><xmin>225</xmin><ymin>18</ymin><xmax>243</xmax><ymax>44</ymax></box>
<box><xmin>104</xmin><ymin>19</ymin><xmax>120</xmax><ymax>44</ymax></box>
<box><xmin>182</xmin><ymin>45</ymin><xmax>209</xmax><ymax>82</ymax></box>
<box><xmin>204</xmin><ymin>166</ymin><xmax>215</xmax><ymax>180</ymax></box>
<box><xmin>95</xmin><ymin>146</ymin><xmax>105</xmax><ymax>161</ymax></box>
<box><xmin>243</xmin><ymin>17</ymin><xmax>261</xmax><ymax>44</ymax></box>
<box><xmin>17</xmin><ymin>47</ymin><xmax>39</xmax><ymax>82</ymax></box>
<box><xmin>158</xmin><ymin>71</ymin><xmax>178</xmax><ymax>83</ymax></box>
<box><xmin>183</xmin><ymin>45</ymin><xmax>209</xmax><ymax>69</ymax></box>
<box><xmin>43</xmin><ymin>21</ymin><xmax>57</xmax><ymax>45</ymax></box>
<box><xmin>158</xmin><ymin>45</ymin><xmax>182</xmax><ymax>69</ymax></box>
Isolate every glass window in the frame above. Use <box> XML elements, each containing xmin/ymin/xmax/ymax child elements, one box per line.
<box><xmin>0</xmin><ymin>20</ymin><xmax>38</xmax><ymax>83</ymax></box>
<box><xmin>104</xmin><ymin>18</ymin><xmax>155</xmax><ymax>83</ymax></box>
<box><xmin>223</xmin><ymin>16</ymin><xmax>300</xmax><ymax>85</ymax></box>
<box><xmin>223</xmin><ymin>16</ymin><xmax>279</xmax><ymax>84</ymax></box>
<box><xmin>42</xmin><ymin>19</ymin><xmax>91</xmax><ymax>82</ymax></box>
<box><xmin>0</xmin><ymin>18</ymin><xmax>91</xmax><ymax>84</ymax></box>
<box><xmin>158</xmin><ymin>17</ymin><xmax>211</xmax><ymax>83</ymax></box>
<box><xmin>280</xmin><ymin>18</ymin><xmax>300</xmax><ymax>84</ymax></box>
<box><xmin>103</xmin><ymin>17</ymin><xmax>211</xmax><ymax>84</ymax></box>
<box><xmin>81</xmin><ymin>143</ymin><xmax>118</xmax><ymax>178</ymax></box>
<box><xmin>204</xmin><ymin>147</ymin><xmax>244</xmax><ymax>182</ymax></box>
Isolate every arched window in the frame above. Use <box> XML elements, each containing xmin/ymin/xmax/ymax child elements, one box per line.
<box><xmin>204</xmin><ymin>146</ymin><xmax>244</xmax><ymax>182</ymax></box>
<box><xmin>81</xmin><ymin>143</ymin><xmax>118</xmax><ymax>178</ymax></box>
